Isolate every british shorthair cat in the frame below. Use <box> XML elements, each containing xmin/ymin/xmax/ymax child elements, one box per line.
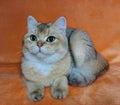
<box><xmin>21</xmin><ymin>16</ymin><xmax>108</xmax><ymax>101</ymax></box>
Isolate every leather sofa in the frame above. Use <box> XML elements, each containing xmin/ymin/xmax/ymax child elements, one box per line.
<box><xmin>0</xmin><ymin>0</ymin><xmax>120</xmax><ymax>105</ymax></box>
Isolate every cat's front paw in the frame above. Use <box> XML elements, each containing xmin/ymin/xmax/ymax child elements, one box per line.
<box><xmin>51</xmin><ymin>88</ymin><xmax>68</xmax><ymax>99</ymax></box>
<box><xmin>28</xmin><ymin>89</ymin><xmax>44</xmax><ymax>102</ymax></box>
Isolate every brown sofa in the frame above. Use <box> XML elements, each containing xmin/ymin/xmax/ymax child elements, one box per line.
<box><xmin>0</xmin><ymin>0</ymin><xmax>120</xmax><ymax>105</ymax></box>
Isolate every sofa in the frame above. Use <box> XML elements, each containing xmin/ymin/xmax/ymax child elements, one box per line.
<box><xmin>0</xmin><ymin>0</ymin><xmax>120</xmax><ymax>105</ymax></box>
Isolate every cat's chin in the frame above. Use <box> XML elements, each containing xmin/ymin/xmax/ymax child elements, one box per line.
<box><xmin>30</xmin><ymin>48</ymin><xmax>47</xmax><ymax>56</ymax></box>
<box><xmin>35</xmin><ymin>51</ymin><xmax>53</xmax><ymax>60</ymax></box>
<box><xmin>34</xmin><ymin>51</ymin><xmax>65</xmax><ymax>64</ymax></box>
<box><xmin>36</xmin><ymin>49</ymin><xmax>51</xmax><ymax>56</ymax></box>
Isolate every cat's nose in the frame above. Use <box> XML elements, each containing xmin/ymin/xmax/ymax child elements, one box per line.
<box><xmin>37</xmin><ymin>42</ymin><xmax>43</xmax><ymax>48</ymax></box>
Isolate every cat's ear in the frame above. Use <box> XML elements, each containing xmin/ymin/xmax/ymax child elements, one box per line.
<box><xmin>54</xmin><ymin>16</ymin><xmax>66</xmax><ymax>34</ymax></box>
<box><xmin>28</xmin><ymin>16</ymin><xmax>38</xmax><ymax>32</ymax></box>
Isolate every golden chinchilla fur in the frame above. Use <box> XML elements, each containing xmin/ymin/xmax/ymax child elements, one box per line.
<box><xmin>21</xmin><ymin>16</ymin><xmax>109</xmax><ymax>102</ymax></box>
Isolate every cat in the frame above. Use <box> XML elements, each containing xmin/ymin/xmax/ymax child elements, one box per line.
<box><xmin>21</xmin><ymin>16</ymin><xmax>109</xmax><ymax>102</ymax></box>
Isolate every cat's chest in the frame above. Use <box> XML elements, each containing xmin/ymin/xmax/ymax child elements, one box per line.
<box><xmin>29</xmin><ymin>61</ymin><xmax>55</xmax><ymax>76</ymax></box>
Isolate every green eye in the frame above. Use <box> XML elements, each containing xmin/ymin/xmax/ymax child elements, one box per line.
<box><xmin>30</xmin><ymin>35</ymin><xmax>37</xmax><ymax>41</ymax></box>
<box><xmin>46</xmin><ymin>36</ymin><xmax>56</xmax><ymax>42</ymax></box>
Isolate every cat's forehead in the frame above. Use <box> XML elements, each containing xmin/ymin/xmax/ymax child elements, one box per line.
<box><xmin>26</xmin><ymin>22</ymin><xmax>57</xmax><ymax>38</ymax></box>
<box><xmin>37</xmin><ymin>22</ymin><xmax>52</xmax><ymax>33</ymax></box>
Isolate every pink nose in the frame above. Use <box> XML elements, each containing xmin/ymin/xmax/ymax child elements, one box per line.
<box><xmin>37</xmin><ymin>42</ymin><xmax>43</xmax><ymax>48</ymax></box>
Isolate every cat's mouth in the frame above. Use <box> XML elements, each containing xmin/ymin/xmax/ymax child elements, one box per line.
<box><xmin>38</xmin><ymin>47</ymin><xmax>41</xmax><ymax>52</ymax></box>
<box><xmin>37</xmin><ymin>47</ymin><xmax>46</xmax><ymax>55</ymax></box>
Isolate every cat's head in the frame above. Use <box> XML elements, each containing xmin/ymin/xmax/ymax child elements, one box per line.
<box><xmin>23</xmin><ymin>16</ymin><xmax>68</xmax><ymax>62</ymax></box>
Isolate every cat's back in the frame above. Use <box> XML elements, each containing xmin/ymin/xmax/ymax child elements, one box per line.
<box><xmin>69</xmin><ymin>29</ymin><xmax>96</xmax><ymax>66</ymax></box>
<box><xmin>69</xmin><ymin>29</ymin><xmax>92</xmax><ymax>44</ymax></box>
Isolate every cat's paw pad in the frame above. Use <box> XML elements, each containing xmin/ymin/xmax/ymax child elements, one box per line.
<box><xmin>52</xmin><ymin>88</ymin><xmax>68</xmax><ymax>99</ymax></box>
<box><xmin>28</xmin><ymin>89</ymin><xmax>44</xmax><ymax>102</ymax></box>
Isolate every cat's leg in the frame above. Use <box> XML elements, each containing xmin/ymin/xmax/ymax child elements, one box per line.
<box><xmin>68</xmin><ymin>66</ymin><xmax>96</xmax><ymax>86</ymax></box>
<box><xmin>23</xmin><ymin>78</ymin><xmax>44</xmax><ymax>102</ymax></box>
<box><xmin>51</xmin><ymin>76</ymin><xmax>68</xmax><ymax>99</ymax></box>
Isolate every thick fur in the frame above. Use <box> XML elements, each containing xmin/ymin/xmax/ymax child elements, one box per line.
<box><xmin>21</xmin><ymin>16</ymin><xmax>109</xmax><ymax>101</ymax></box>
<box><xmin>68</xmin><ymin>29</ymin><xmax>109</xmax><ymax>86</ymax></box>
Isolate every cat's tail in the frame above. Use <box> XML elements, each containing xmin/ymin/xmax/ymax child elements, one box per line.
<box><xmin>94</xmin><ymin>52</ymin><xmax>109</xmax><ymax>78</ymax></box>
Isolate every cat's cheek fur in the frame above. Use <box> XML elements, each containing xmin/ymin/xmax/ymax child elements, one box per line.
<box><xmin>41</xmin><ymin>46</ymin><xmax>55</xmax><ymax>55</ymax></box>
<box><xmin>29</xmin><ymin>46</ymin><xmax>39</xmax><ymax>54</ymax></box>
